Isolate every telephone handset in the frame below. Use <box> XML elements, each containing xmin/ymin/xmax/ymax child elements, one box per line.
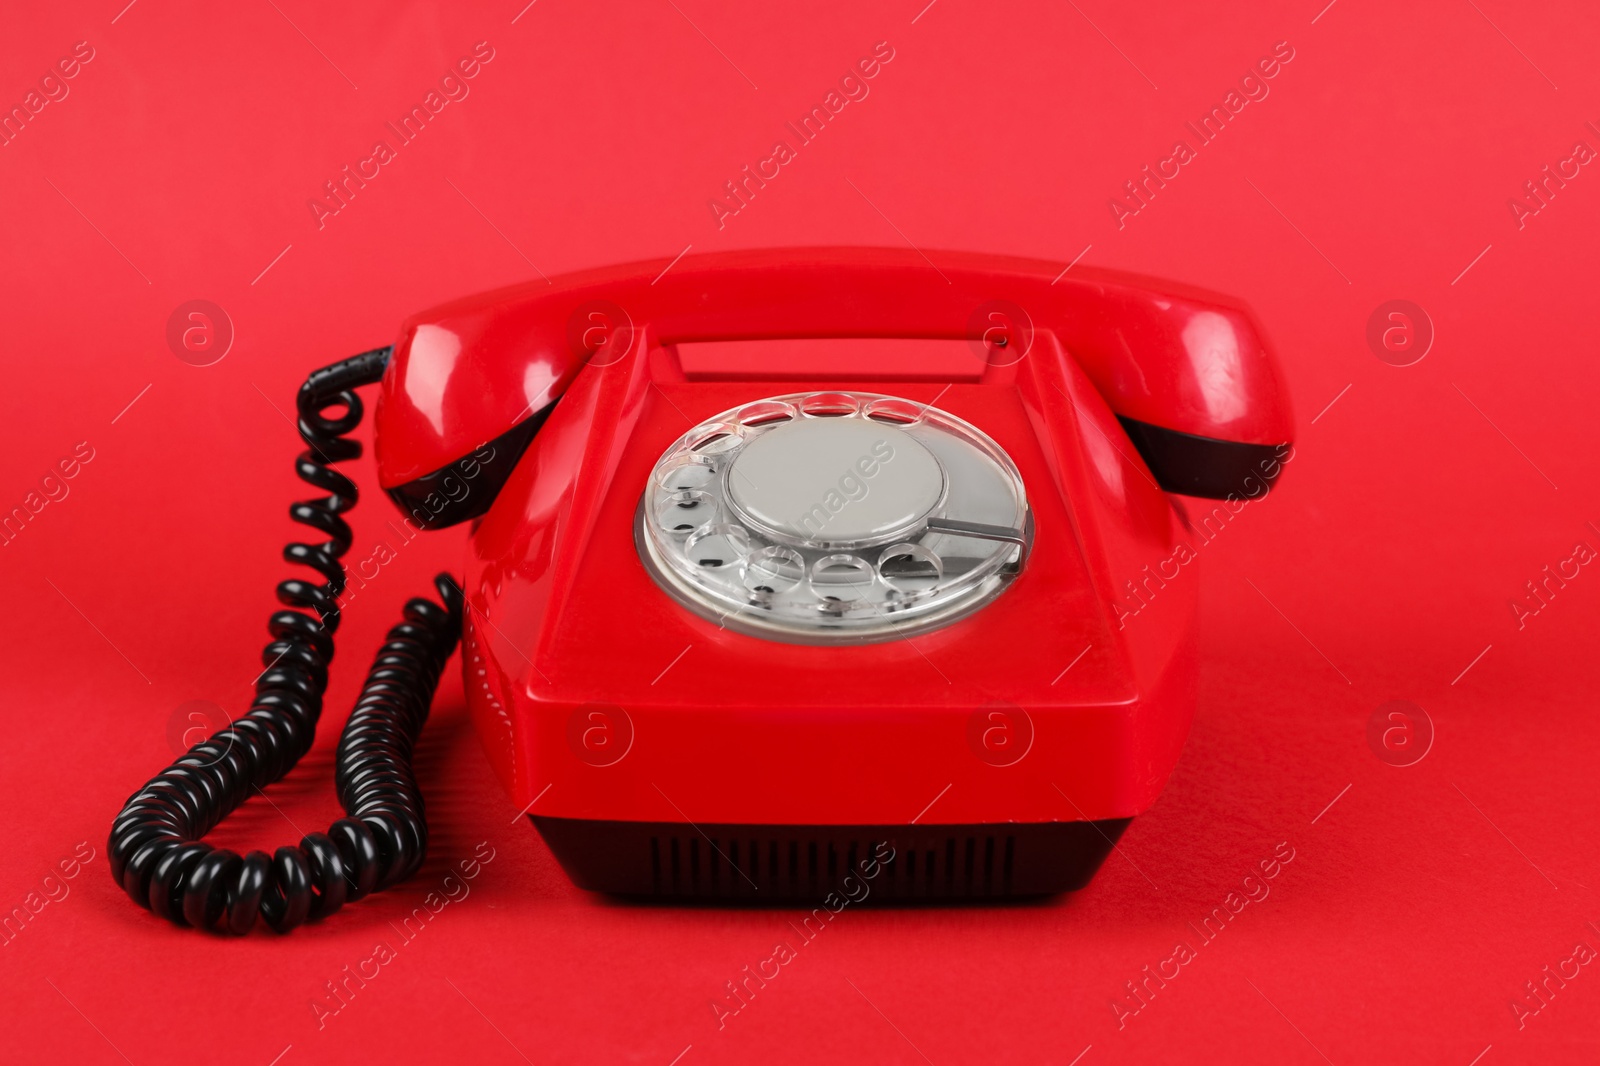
<box><xmin>112</xmin><ymin>248</ymin><xmax>1291</xmax><ymax>931</ymax></box>
<box><xmin>377</xmin><ymin>247</ymin><xmax>1291</xmax><ymax>521</ymax></box>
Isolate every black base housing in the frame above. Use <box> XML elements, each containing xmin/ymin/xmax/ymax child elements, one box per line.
<box><xmin>532</xmin><ymin>816</ymin><xmax>1131</xmax><ymax>902</ymax></box>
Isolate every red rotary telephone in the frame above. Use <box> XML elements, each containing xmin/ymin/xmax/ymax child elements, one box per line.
<box><xmin>111</xmin><ymin>247</ymin><xmax>1292</xmax><ymax>932</ymax></box>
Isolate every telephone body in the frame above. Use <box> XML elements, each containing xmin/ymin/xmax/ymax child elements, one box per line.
<box><xmin>373</xmin><ymin>247</ymin><xmax>1293</xmax><ymax>899</ymax></box>
<box><xmin>110</xmin><ymin>247</ymin><xmax>1291</xmax><ymax>929</ymax></box>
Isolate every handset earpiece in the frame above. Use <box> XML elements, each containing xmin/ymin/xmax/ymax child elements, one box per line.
<box><xmin>383</xmin><ymin>405</ymin><xmax>554</xmax><ymax>531</ymax></box>
<box><xmin>1116</xmin><ymin>418</ymin><xmax>1292</xmax><ymax>500</ymax></box>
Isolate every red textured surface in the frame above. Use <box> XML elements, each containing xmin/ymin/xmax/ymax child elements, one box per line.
<box><xmin>2</xmin><ymin>2</ymin><xmax>1598</xmax><ymax>1064</ymax></box>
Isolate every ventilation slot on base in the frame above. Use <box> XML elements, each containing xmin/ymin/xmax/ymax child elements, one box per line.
<box><xmin>533</xmin><ymin>817</ymin><xmax>1130</xmax><ymax>902</ymax></box>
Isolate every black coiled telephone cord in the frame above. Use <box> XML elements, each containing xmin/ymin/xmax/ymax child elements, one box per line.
<box><xmin>108</xmin><ymin>348</ymin><xmax>464</xmax><ymax>934</ymax></box>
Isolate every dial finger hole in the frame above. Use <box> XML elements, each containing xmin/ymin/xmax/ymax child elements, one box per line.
<box><xmin>743</xmin><ymin>545</ymin><xmax>805</xmax><ymax>594</ymax></box>
<box><xmin>656</xmin><ymin>490</ymin><xmax>716</xmax><ymax>535</ymax></box>
<box><xmin>736</xmin><ymin>400</ymin><xmax>797</xmax><ymax>428</ymax></box>
<box><xmin>810</xmin><ymin>553</ymin><xmax>874</xmax><ymax>603</ymax></box>
<box><xmin>864</xmin><ymin>397</ymin><xmax>925</xmax><ymax>425</ymax></box>
<box><xmin>659</xmin><ymin>456</ymin><xmax>716</xmax><ymax>492</ymax></box>
<box><xmin>800</xmin><ymin>392</ymin><xmax>859</xmax><ymax>418</ymax></box>
<box><xmin>689</xmin><ymin>423</ymin><xmax>744</xmax><ymax>456</ymax></box>
<box><xmin>878</xmin><ymin>542</ymin><xmax>943</xmax><ymax>596</ymax></box>
<box><xmin>685</xmin><ymin>524</ymin><xmax>750</xmax><ymax>570</ymax></box>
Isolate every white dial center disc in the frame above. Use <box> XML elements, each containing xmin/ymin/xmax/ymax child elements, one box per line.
<box><xmin>725</xmin><ymin>418</ymin><xmax>946</xmax><ymax>548</ymax></box>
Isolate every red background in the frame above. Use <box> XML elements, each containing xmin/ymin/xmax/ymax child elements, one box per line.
<box><xmin>3</xmin><ymin>1</ymin><xmax>1598</xmax><ymax>1063</ymax></box>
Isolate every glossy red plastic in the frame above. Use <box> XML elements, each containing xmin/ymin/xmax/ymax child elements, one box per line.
<box><xmin>373</xmin><ymin>247</ymin><xmax>1293</xmax><ymax>487</ymax></box>
<box><xmin>368</xmin><ymin>249</ymin><xmax>1293</xmax><ymax>828</ymax></box>
<box><xmin>370</xmin><ymin>251</ymin><xmax>1294</xmax><ymax>829</ymax></box>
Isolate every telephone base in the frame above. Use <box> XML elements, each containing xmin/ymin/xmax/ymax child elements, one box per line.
<box><xmin>531</xmin><ymin>816</ymin><xmax>1131</xmax><ymax>902</ymax></box>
